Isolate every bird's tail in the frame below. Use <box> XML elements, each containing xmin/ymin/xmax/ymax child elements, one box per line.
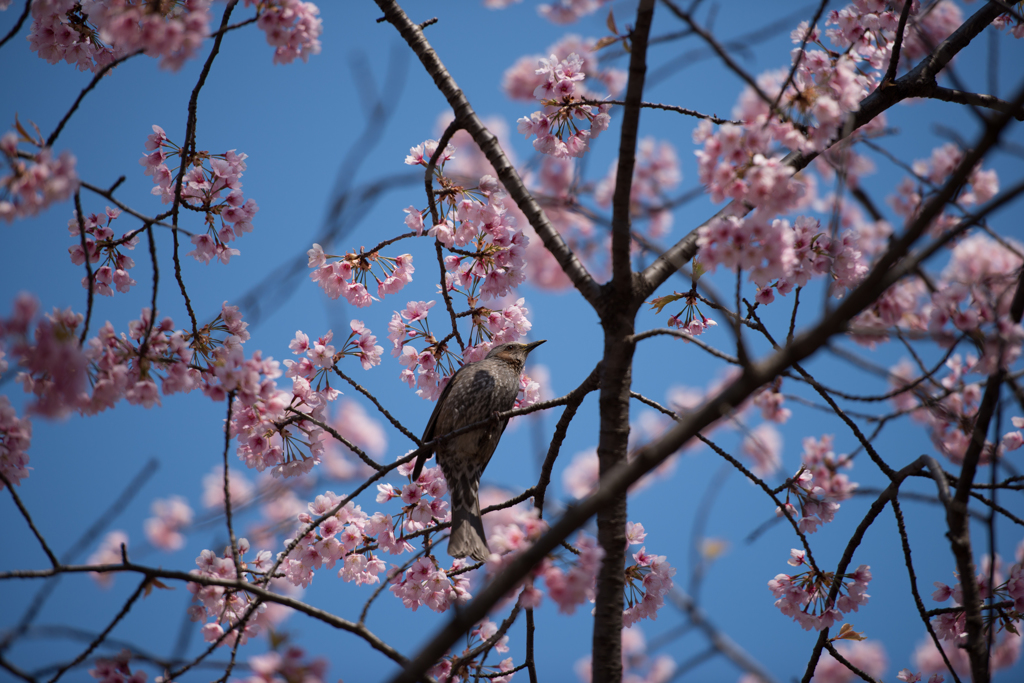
<box><xmin>449</xmin><ymin>497</ymin><xmax>490</xmax><ymax>562</ymax></box>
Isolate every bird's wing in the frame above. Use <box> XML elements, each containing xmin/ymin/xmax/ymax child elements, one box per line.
<box><xmin>412</xmin><ymin>366</ymin><xmax>463</xmax><ymax>480</ymax></box>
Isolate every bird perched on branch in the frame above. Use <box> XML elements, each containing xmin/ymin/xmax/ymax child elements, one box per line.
<box><xmin>412</xmin><ymin>340</ymin><xmax>546</xmax><ymax>561</ymax></box>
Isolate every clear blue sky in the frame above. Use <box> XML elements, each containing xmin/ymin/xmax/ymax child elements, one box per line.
<box><xmin>2</xmin><ymin>2</ymin><xmax>1023</xmax><ymax>682</ymax></box>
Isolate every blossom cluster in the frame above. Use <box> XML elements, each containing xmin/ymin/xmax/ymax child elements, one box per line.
<box><xmin>648</xmin><ymin>286</ymin><xmax>718</xmax><ymax>338</ymax></box>
<box><xmin>752</xmin><ymin>378</ymin><xmax>791</xmax><ymax>423</ymax></box>
<box><xmin>0</xmin><ymin>130</ymin><xmax>78</xmax><ymax>222</ymax></box>
<box><xmin>434</xmin><ymin>190</ymin><xmax>529</xmax><ymax>301</ymax></box>
<box><xmin>144</xmin><ymin>495</ymin><xmax>194</xmax><ymax>551</ymax></box>
<box><xmin>68</xmin><ymin>205</ymin><xmax>139</xmax><ymax>296</ymax></box>
<box><xmin>0</xmin><ymin>395</ymin><xmax>32</xmax><ymax>490</ymax></box>
<box><xmin>929</xmin><ymin>235</ymin><xmax>1022</xmax><ymax>362</ymax></box>
<box><xmin>503</xmin><ymin>34</ymin><xmax>625</xmax><ymax>102</ymax></box>
<box><xmin>230</xmin><ymin>321</ymin><xmax>375</xmax><ymax>479</ymax></box>
<box><xmin>889</xmin><ymin>142</ymin><xmax>1000</xmax><ymax>238</ymax></box>
<box><xmin>188</xmin><ymin>538</ymin><xmax>269</xmax><ymax>645</ymax></box>
<box><xmin>778</xmin><ymin>435</ymin><xmax>858</xmax><ymax>534</ymax></box>
<box><xmin>278</xmin><ymin>494</ymin><xmax>385</xmax><ymax>589</ymax></box>
<box><xmin>594</xmin><ymin>137</ymin><xmax>681</xmax><ymax>238</ymax></box>
<box><xmin>248</xmin><ymin>0</ymin><xmax>323</xmax><ymax>65</ymax></box>
<box><xmin>275</xmin><ymin>464</ymin><xmax>454</xmax><ymax>596</ymax></box>
<box><xmin>689</xmin><ymin>0</ymin><xmax>975</xmax><ymax>293</ymax></box>
<box><xmin>810</xmin><ymin>640</ymin><xmax>888</xmax><ymax>683</ymax></box>
<box><xmin>2</xmin><ymin>295</ymin><xmax>88</xmax><ymax>418</ymax></box>
<box><xmin>853</xmin><ymin>229</ymin><xmax>1022</xmax><ymax>375</ymax></box>
<box><xmin>697</xmin><ymin>211</ymin><xmax>872</xmax><ymax>301</ymax></box>
<box><xmin>308</xmin><ymin>242</ymin><xmax>414</xmax><ymax>307</ymax></box>
<box><xmin>389</xmin><ymin>556</ymin><xmax>472</xmax><ymax>613</ymax></box>
<box><xmin>534</xmin><ymin>0</ymin><xmax>609</xmax><ymax>25</ymax></box>
<box><xmin>140</xmin><ymin>125</ymin><xmax>258</xmax><ymax>264</ymax></box>
<box><xmin>2</xmin><ymin>293</ymin><xmax>350</xmax><ymax>483</ymax></box>
<box><xmin>930</xmin><ymin>544</ymin><xmax>1024</xmax><ymax>646</ymax></box>
<box><xmin>621</xmin><ymin>522</ymin><xmax>676</xmax><ymax>627</ymax></box>
<box><xmin>768</xmin><ymin>550</ymin><xmax>871</xmax><ymax>631</ymax></box>
<box><xmin>86</xmin><ymin>530</ymin><xmax>129</xmax><ymax>587</ymax></box>
<box><xmin>897</xmin><ymin>670</ymin><xmax>944</xmax><ymax>683</ymax></box>
<box><xmin>516</xmin><ymin>51</ymin><xmax>611</xmax><ymax>159</ymax></box>
<box><xmin>403</xmin><ymin>139</ymin><xmax>531</xmax><ymax>304</ymax></box>
<box><xmin>29</xmin><ymin>0</ymin><xmax>211</xmax><ymax>73</ymax></box>
<box><xmin>428</xmin><ymin>619</ymin><xmax>515</xmax><ymax>683</ymax></box>
<box><xmin>88</xmin><ymin>649</ymin><xmax>148</xmax><ymax>683</ymax></box>
<box><xmin>890</xmin><ymin>352</ymin><xmax>1024</xmax><ymax>466</ymax></box>
<box><xmin>242</xmin><ymin>647</ymin><xmax>329</xmax><ymax>683</ymax></box>
<box><xmin>240</xmin><ymin>647</ymin><xmax>327</xmax><ymax>683</ymax></box>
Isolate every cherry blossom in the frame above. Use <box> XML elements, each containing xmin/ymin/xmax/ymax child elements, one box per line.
<box><xmin>0</xmin><ymin>130</ymin><xmax>78</xmax><ymax>222</ymax></box>
<box><xmin>141</xmin><ymin>126</ymin><xmax>258</xmax><ymax>264</ymax></box>
<box><xmin>0</xmin><ymin>395</ymin><xmax>31</xmax><ymax>489</ymax></box>
<box><xmin>741</xmin><ymin>423</ymin><xmax>783</xmax><ymax>478</ymax></box>
<box><xmin>307</xmin><ymin>243</ymin><xmax>413</xmax><ymax>306</ymax></box>
<box><xmin>68</xmin><ymin>205</ymin><xmax>139</xmax><ymax>296</ymax></box>
<box><xmin>242</xmin><ymin>647</ymin><xmax>328</xmax><ymax>683</ymax></box>
<box><xmin>87</xmin><ymin>530</ymin><xmax>129</xmax><ymax>587</ymax></box>
<box><xmin>516</xmin><ymin>51</ymin><xmax>612</xmax><ymax>160</ymax></box>
<box><xmin>248</xmin><ymin>0</ymin><xmax>323</xmax><ymax>64</ymax></box>
<box><xmin>29</xmin><ymin>0</ymin><xmax>211</xmax><ymax>73</ymax></box>
<box><xmin>537</xmin><ymin>0</ymin><xmax>608</xmax><ymax>25</ymax></box>
<box><xmin>188</xmin><ymin>538</ymin><xmax>267</xmax><ymax>646</ymax></box>
<box><xmin>144</xmin><ymin>495</ymin><xmax>194</xmax><ymax>551</ymax></box>
<box><xmin>778</xmin><ymin>435</ymin><xmax>858</xmax><ymax>534</ymax></box>
<box><xmin>88</xmin><ymin>649</ymin><xmax>148</xmax><ymax>683</ymax></box>
<box><xmin>769</xmin><ymin>552</ymin><xmax>871</xmax><ymax>631</ymax></box>
<box><xmin>504</xmin><ymin>34</ymin><xmax>625</xmax><ymax>102</ymax></box>
<box><xmin>594</xmin><ymin>138</ymin><xmax>681</xmax><ymax>239</ymax></box>
<box><xmin>812</xmin><ymin>640</ymin><xmax>887</xmax><ymax>683</ymax></box>
<box><xmin>622</xmin><ymin>530</ymin><xmax>676</xmax><ymax>627</ymax></box>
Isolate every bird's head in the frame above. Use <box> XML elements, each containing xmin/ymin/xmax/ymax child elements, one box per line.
<box><xmin>486</xmin><ymin>339</ymin><xmax>546</xmax><ymax>366</ymax></box>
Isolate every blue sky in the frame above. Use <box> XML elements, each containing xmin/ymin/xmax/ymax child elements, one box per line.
<box><xmin>2</xmin><ymin>1</ymin><xmax>1024</xmax><ymax>682</ymax></box>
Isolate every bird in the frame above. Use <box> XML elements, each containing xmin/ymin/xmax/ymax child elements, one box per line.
<box><xmin>412</xmin><ymin>340</ymin><xmax>546</xmax><ymax>561</ymax></box>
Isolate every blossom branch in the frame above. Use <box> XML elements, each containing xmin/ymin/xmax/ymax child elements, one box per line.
<box><xmin>449</xmin><ymin>604</ymin><xmax>521</xmax><ymax>678</ymax></box>
<box><xmin>881</xmin><ymin>0</ymin><xmax>914</xmax><ymax>87</ymax></box>
<box><xmin>332</xmin><ymin>366</ymin><xmax>421</xmax><ymax>446</ymax></box>
<box><xmin>577</xmin><ymin>98</ymin><xmax>740</xmax><ymax>125</ymax></box>
<box><xmin>373</xmin><ymin>0</ymin><xmax>601</xmax><ymax>306</ymax></box>
<box><xmin>386</xmin><ymin>90</ymin><xmax>1022</xmax><ymax>678</ymax></box>
<box><xmin>46</xmin><ymin>577</ymin><xmax>150</xmax><ymax>683</ymax></box>
<box><xmin>46</xmin><ymin>49</ymin><xmax>145</xmax><ymax>148</ymax></box>
<box><xmin>0</xmin><ymin>0</ymin><xmax>30</xmax><ymax>52</ymax></box>
<box><xmin>943</xmin><ymin>268</ymin><xmax>1024</xmax><ymax>683</ymax></box>
<box><xmin>79</xmin><ymin>180</ymin><xmax>181</xmax><ymax>234</ymax></box>
<box><xmin>638</xmin><ymin>0</ymin><xmax>1007</xmax><ymax>299</ymax></box>
<box><xmin>890</xmin><ymin>496</ymin><xmax>962</xmax><ymax>683</ymax></box>
<box><xmin>534</xmin><ymin>364</ymin><xmax>601</xmax><ymax>514</ymax></box>
<box><xmin>222</xmin><ymin>393</ymin><xmax>243</xmax><ymax>578</ymax></box>
<box><xmin>74</xmin><ymin>192</ymin><xmax>94</xmax><ymax>344</ymax></box>
<box><xmin>170</xmin><ymin>0</ymin><xmax>240</xmax><ymax>338</ymax></box>
<box><xmin>800</xmin><ymin>456</ymin><xmax>954</xmax><ymax>683</ymax></box>
<box><xmin>1</xmin><ymin>562</ymin><xmax>410</xmax><ymax>668</ymax></box>
<box><xmin>0</xmin><ymin>472</ymin><xmax>59</xmax><ymax>568</ymax></box>
<box><xmin>288</xmin><ymin>412</ymin><xmax>384</xmax><ymax>472</ymax></box>
<box><xmin>426</xmin><ymin>117</ymin><xmax>466</xmax><ymax>351</ymax></box>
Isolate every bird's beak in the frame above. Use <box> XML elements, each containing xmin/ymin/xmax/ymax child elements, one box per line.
<box><xmin>525</xmin><ymin>339</ymin><xmax>546</xmax><ymax>354</ymax></box>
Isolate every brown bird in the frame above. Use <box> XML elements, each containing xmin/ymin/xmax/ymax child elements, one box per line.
<box><xmin>412</xmin><ymin>340</ymin><xmax>546</xmax><ymax>561</ymax></box>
